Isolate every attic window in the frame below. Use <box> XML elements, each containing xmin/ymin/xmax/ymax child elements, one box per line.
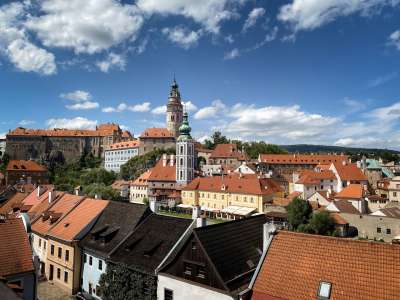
<box><xmin>317</xmin><ymin>281</ymin><xmax>332</xmax><ymax>299</ymax></box>
<box><xmin>64</xmin><ymin>223</ymin><xmax>70</xmax><ymax>228</ymax></box>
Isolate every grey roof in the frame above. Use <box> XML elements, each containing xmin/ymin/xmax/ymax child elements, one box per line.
<box><xmin>79</xmin><ymin>202</ymin><xmax>151</xmax><ymax>257</ymax></box>
<box><xmin>109</xmin><ymin>214</ymin><xmax>192</xmax><ymax>274</ymax></box>
<box><xmin>378</xmin><ymin>206</ymin><xmax>400</xmax><ymax>219</ymax></box>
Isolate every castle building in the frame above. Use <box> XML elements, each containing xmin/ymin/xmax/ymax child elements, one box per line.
<box><xmin>176</xmin><ymin>112</ymin><xmax>195</xmax><ymax>186</ymax></box>
<box><xmin>104</xmin><ymin>140</ymin><xmax>140</xmax><ymax>172</ymax></box>
<box><xmin>166</xmin><ymin>79</ymin><xmax>183</xmax><ymax>137</ymax></box>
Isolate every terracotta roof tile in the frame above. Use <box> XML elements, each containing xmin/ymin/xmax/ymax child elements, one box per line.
<box><xmin>6</xmin><ymin>160</ymin><xmax>47</xmax><ymax>172</ymax></box>
<box><xmin>47</xmin><ymin>198</ymin><xmax>109</xmax><ymax>241</ymax></box>
<box><xmin>332</xmin><ymin>162</ymin><xmax>367</xmax><ymax>181</ymax></box>
<box><xmin>252</xmin><ymin>231</ymin><xmax>400</xmax><ymax>300</ymax></box>
<box><xmin>296</xmin><ymin>170</ymin><xmax>336</xmax><ymax>185</ymax></box>
<box><xmin>0</xmin><ymin>192</ymin><xmax>29</xmax><ymax>215</ymax></box>
<box><xmin>184</xmin><ymin>174</ymin><xmax>283</xmax><ymax>196</ymax></box>
<box><xmin>22</xmin><ymin>185</ymin><xmax>54</xmax><ymax>206</ymax></box>
<box><xmin>0</xmin><ymin>218</ymin><xmax>34</xmax><ymax>277</ymax></box>
<box><xmin>209</xmin><ymin>144</ymin><xmax>248</xmax><ymax>160</ymax></box>
<box><xmin>335</xmin><ymin>184</ymin><xmax>364</xmax><ymax>200</ymax></box>
<box><xmin>132</xmin><ymin>169</ymin><xmax>153</xmax><ymax>186</ymax></box>
<box><xmin>109</xmin><ymin>140</ymin><xmax>140</xmax><ymax>149</ymax></box>
<box><xmin>148</xmin><ymin>157</ymin><xmax>176</xmax><ymax>182</ymax></box>
<box><xmin>31</xmin><ymin>194</ymin><xmax>84</xmax><ymax>236</ymax></box>
<box><xmin>140</xmin><ymin>128</ymin><xmax>174</xmax><ymax>138</ymax></box>
<box><xmin>260</xmin><ymin>154</ymin><xmax>348</xmax><ymax>165</ymax></box>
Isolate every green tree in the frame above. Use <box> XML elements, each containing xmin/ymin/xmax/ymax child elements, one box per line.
<box><xmin>286</xmin><ymin>198</ymin><xmax>312</xmax><ymax>230</ymax></box>
<box><xmin>98</xmin><ymin>263</ymin><xmax>157</xmax><ymax>300</ymax></box>
<box><xmin>308</xmin><ymin>211</ymin><xmax>335</xmax><ymax>235</ymax></box>
<box><xmin>83</xmin><ymin>183</ymin><xmax>123</xmax><ymax>201</ymax></box>
<box><xmin>120</xmin><ymin>148</ymin><xmax>175</xmax><ymax>181</ymax></box>
<box><xmin>204</xmin><ymin>131</ymin><xmax>230</xmax><ymax>149</ymax></box>
<box><xmin>80</xmin><ymin>168</ymin><xmax>117</xmax><ymax>186</ymax></box>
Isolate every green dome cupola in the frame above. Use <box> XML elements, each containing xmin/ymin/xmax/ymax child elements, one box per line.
<box><xmin>178</xmin><ymin>112</ymin><xmax>192</xmax><ymax>141</ymax></box>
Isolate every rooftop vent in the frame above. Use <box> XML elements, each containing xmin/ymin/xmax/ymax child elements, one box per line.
<box><xmin>317</xmin><ymin>281</ymin><xmax>332</xmax><ymax>299</ymax></box>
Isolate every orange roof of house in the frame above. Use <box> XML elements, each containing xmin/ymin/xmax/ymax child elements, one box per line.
<box><xmin>0</xmin><ymin>218</ymin><xmax>34</xmax><ymax>277</ymax></box>
<box><xmin>296</xmin><ymin>170</ymin><xmax>336</xmax><ymax>185</ymax></box>
<box><xmin>252</xmin><ymin>231</ymin><xmax>400</xmax><ymax>300</ymax></box>
<box><xmin>184</xmin><ymin>174</ymin><xmax>283</xmax><ymax>196</ymax></box>
<box><xmin>209</xmin><ymin>144</ymin><xmax>248</xmax><ymax>160</ymax></box>
<box><xmin>272</xmin><ymin>197</ymin><xmax>291</xmax><ymax>207</ymax></box>
<box><xmin>140</xmin><ymin>128</ymin><xmax>174</xmax><ymax>138</ymax></box>
<box><xmin>48</xmin><ymin>198</ymin><xmax>109</xmax><ymax>242</ymax></box>
<box><xmin>287</xmin><ymin>191</ymin><xmax>302</xmax><ymax>201</ymax></box>
<box><xmin>330</xmin><ymin>212</ymin><xmax>349</xmax><ymax>225</ymax></box>
<box><xmin>148</xmin><ymin>157</ymin><xmax>176</xmax><ymax>182</ymax></box>
<box><xmin>133</xmin><ymin>169</ymin><xmax>153</xmax><ymax>186</ymax></box>
<box><xmin>6</xmin><ymin>160</ymin><xmax>47</xmax><ymax>172</ymax></box>
<box><xmin>0</xmin><ymin>192</ymin><xmax>29</xmax><ymax>215</ymax></box>
<box><xmin>335</xmin><ymin>184</ymin><xmax>364</xmax><ymax>200</ymax></box>
<box><xmin>260</xmin><ymin>154</ymin><xmax>348</xmax><ymax>165</ymax></box>
<box><xmin>8</xmin><ymin>123</ymin><xmax>120</xmax><ymax>138</ymax></box>
<box><xmin>109</xmin><ymin>140</ymin><xmax>140</xmax><ymax>150</ymax></box>
<box><xmin>27</xmin><ymin>191</ymin><xmax>66</xmax><ymax>220</ymax></box>
<box><xmin>111</xmin><ymin>180</ymin><xmax>130</xmax><ymax>190</ymax></box>
<box><xmin>22</xmin><ymin>185</ymin><xmax>54</xmax><ymax>206</ymax></box>
<box><xmin>31</xmin><ymin>194</ymin><xmax>84</xmax><ymax>236</ymax></box>
<box><xmin>332</xmin><ymin>162</ymin><xmax>367</xmax><ymax>181</ymax></box>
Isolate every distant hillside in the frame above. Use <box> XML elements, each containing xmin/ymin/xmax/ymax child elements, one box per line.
<box><xmin>280</xmin><ymin>144</ymin><xmax>400</xmax><ymax>155</ymax></box>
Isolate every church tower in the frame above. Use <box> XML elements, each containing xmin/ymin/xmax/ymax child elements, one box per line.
<box><xmin>176</xmin><ymin>112</ymin><xmax>195</xmax><ymax>185</ymax></box>
<box><xmin>166</xmin><ymin>79</ymin><xmax>183</xmax><ymax>137</ymax></box>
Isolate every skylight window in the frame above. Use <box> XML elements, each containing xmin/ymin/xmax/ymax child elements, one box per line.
<box><xmin>318</xmin><ymin>281</ymin><xmax>332</xmax><ymax>299</ymax></box>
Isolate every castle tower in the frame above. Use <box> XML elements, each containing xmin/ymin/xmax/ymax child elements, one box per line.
<box><xmin>176</xmin><ymin>112</ymin><xmax>195</xmax><ymax>185</ymax></box>
<box><xmin>166</xmin><ymin>79</ymin><xmax>183</xmax><ymax>137</ymax></box>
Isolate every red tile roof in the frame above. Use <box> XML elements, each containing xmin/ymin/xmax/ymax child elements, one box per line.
<box><xmin>0</xmin><ymin>218</ymin><xmax>34</xmax><ymax>277</ymax></box>
<box><xmin>335</xmin><ymin>184</ymin><xmax>364</xmax><ymax>200</ymax></box>
<box><xmin>260</xmin><ymin>154</ymin><xmax>348</xmax><ymax>165</ymax></box>
<box><xmin>140</xmin><ymin>128</ymin><xmax>174</xmax><ymax>138</ymax></box>
<box><xmin>252</xmin><ymin>231</ymin><xmax>400</xmax><ymax>300</ymax></box>
<box><xmin>148</xmin><ymin>157</ymin><xmax>176</xmax><ymax>182</ymax></box>
<box><xmin>0</xmin><ymin>192</ymin><xmax>29</xmax><ymax>215</ymax></box>
<box><xmin>132</xmin><ymin>169</ymin><xmax>153</xmax><ymax>186</ymax></box>
<box><xmin>332</xmin><ymin>162</ymin><xmax>367</xmax><ymax>181</ymax></box>
<box><xmin>184</xmin><ymin>174</ymin><xmax>283</xmax><ymax>196</ymax></box>
<box><xmin>22</xmin><ymin>185</ymin><xmax>54</xmax><ymax>206</ymax></box>
<box><xmin>109</xmin><ymin>140</ymin><xmax>140</xmax><ymax>149</ymax></box>
<box><xmin>296</xmin><ymin>170</ymin><xmax>336</xmax><ymax>185</ymax></box>
<box><xmin>6</xmin><ymin>160</ymin><xmax>47</xmax><ymax>172</ymax></box>
<box><xmin>27</xmin><ymin>191</ymin><xmax>65</xmax><ymax>219</ymax></box>
<box><xmin>31</xmin><ymin>194</ymin><xmax>84</xmax><ymax>236</ymax></box>
<box><xmin>48</xmin><ymin>198</ymin><xmax>109</xmax><ymax>241</ymax></box>
<box><xmin>209</xmin><ymin>144</ymin><xmax>248</xmax><ymax>160</ymax></box>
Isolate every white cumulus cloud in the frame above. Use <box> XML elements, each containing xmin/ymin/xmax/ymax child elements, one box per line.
<box><xmin>389</xmin><ymin>30</ymin><xmax>400</xmax><ymax>50</ymax></box>
<box><xmin>194</xmin><ymin>100</ymin><xmax>226</xmax><ymax>119</ymax></box>
<box><xmin>102</xmin><ymin>102</ymin><xmax>151</xmax><ymax>113</ymax></box>
<box><xmin>162</xmin><ymin>27</ymin><xmax>202</xmax><ymax>49</ymax></box>
<box><xmin>96</xmin><ymin>52</ymin><xmax>126</xmax><ymax>73</ymax></box>
<box><xmin>46</xmin><ymin>117</ymin><xmax>98</xmax><ymax>129</ymax></box>
<box><xmin>152</xmin><ymin>105</ymin><xmax>167</xmax><ymax>115</ymax></box>
<box><xmin>224</xmin><ymin>48</ymin><xmax>240</xmax><ymax>60</ymax></box>
<box><xmin>60</xmin><ymin>90</ymin><xmax>99</xmax><ymax>110</ymax></box>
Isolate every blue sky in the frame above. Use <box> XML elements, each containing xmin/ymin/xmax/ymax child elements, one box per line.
<box><xmin>1</xmin><ymin>0</ymin><xmax>400</xmax><ymax>149</ymax></box>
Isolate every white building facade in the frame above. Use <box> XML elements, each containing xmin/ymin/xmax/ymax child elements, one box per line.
<box><xmin>176</xmin><ymin>112</ymin><xmax>195</xmax><ymax>185</ymax></box>
<box><xmin>104</xmin><ymin>140</ymin><xmax>139</xmax><ymax>172</ymax></box>
<box><xmin>81</xmin><ymin>250</ymin><xmax>106</xmax><ymax>299</ymax></box>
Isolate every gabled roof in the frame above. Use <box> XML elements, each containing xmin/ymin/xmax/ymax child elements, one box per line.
<box><xmin>109</xmin><ymin>214</ymin><xmax>192</xmax><ymax>274</ymax></box>
<box><xmin>183</xmin><ymin>174</ymin><xmax>283</xmax><ymax>196</ymax></box>
<box><xmin>6</xmin><ymin>160</ymin><xmax>47</xmax><ymax>172</ymax></box>
<box><xmin>332</xmin><ymin>162</ymin><xmax>367</xmax><ymax>181</ymax></box>
<box><xmin>132</xmin><ymin>169</ymin><xmax>153</xmax><ymax>186</ymax></box>
<box><xmin>31</xmin><ymin>194</ymin><xmax>84</xmax><ymax>236</ymax></box>
<box><xmin>296</xmin><ymin>170</ymin><xmax>336</xmax><ymax>185</ymax></box>
<box><xmin>0</xmin><ymin>192</ymin><xmax>29</xmax><ymax>215</ymax></box>
<box><xmin>334</xmin><ymin>184</ymin><xmax>364</xmax><ymax>200</ymax></box>
<box><xmin>27</xmin><ymin>191</ymin><xmax>65</xmax><ymax>220</ymax></box>
<box><xmin>194</xmin><ymin>214</ymin><xmax>267</xmax><ymax>291</ymax></box>
<box><xmin>47</xmin><ymin>198</ymin><xmax>109</xmax><ymax>242</ymax></box>
<box><xmin>0</xmin><ymin>218</ymin><xmax>34</xmax><ymax>277</ymax></box>
<box><xmin>111</xmin><ymin>180</ymin><xmax>130</xmax><ymax>190</ymax></box>
<box><xmin>370</xmin><ymin>206</ymin><xmax>400</xmax><ymax>219</ymax></box>
<box><xmin>252</xmin><ymin>231</ymin><xmax>400</xmax><ymax>300</ymax></box>
<box><xmin>148</xmin><ymin>157</ymin><xmax>176</xmax><ymax>182</ymax></box>
<box><xmin>326</xmin><ymin>200</ymin><xmax>360</xmax><ymax>214</ymax></box>
<box><xmin>259</xmin><ymin>154</ymin><xmax>348</xmax><ymax>165</ymax></box>
<box><xmin>140</xmin><ymin>128</ymin><xmax>174</xmax><ymax>138</ymax></box>
<box><xmin>210</xmin><ymin>144</ymin><xmax>248</xmax><ymax>161</ymax></box>
<box><xmin>80</xmin><ymin>202</ymin><xmax>151</xmax><ymax>257</ymax></box>
<box><xmin>22</xmin><ymin>185</ymin><xmax>54</xmax><ymax>207</ymax></box>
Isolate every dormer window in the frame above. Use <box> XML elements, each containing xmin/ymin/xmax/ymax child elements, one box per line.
<box><xmin>317</xmin><ymin>281</ymin><xmax>332</xmax><ymax>299</ymax></box>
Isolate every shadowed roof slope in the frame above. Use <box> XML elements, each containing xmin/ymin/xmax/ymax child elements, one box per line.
<box><xmin>0</xmin><ymin>218</ymin><xmax>34</xmax><ymax>277</ymax></box>
<box><xmin>80</xmin><ymin>202</ymin><xmax>151</xmax><ymax>257</ymax></box>
<box><xmin>252</xmin><ymin>231</ymin><xmax>400</xmax><ymax>300</ymax></box>
<box><xmin>110</xmin><ymin>214</ymin><xmax>192</xmax><ymax>274</ymax></box>
<box><xmin>195</xmin><ymin>214</ymin><xmax>267</xmax><ymax>291</ymax></box>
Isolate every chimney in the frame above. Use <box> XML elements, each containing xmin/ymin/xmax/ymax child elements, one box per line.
<box><xmin>170</xmin><ymin>154</ymin><xmax>175</xmax><ymax>166</ymax></box>
<box><xmin>94</xmin><ymin>194</ymin><xmax>99</xmax><ymax>199</ymax></box>
<box><xmin>263</xmin><ymin>223</ymin><xmax>277</xmax><ymax>251</ymax></box>
<box><xmin>196</xmin><ymin>216</ymin><xmax>206</xmax><ymax>228</ymax></box>
<box><xmin>149</xmin><ymin>199</ymin><xmax>159</xmax><ymax>213</ymax></box>
<box><xmin>48</xmin><ymin>191</ymin><xmax>53</xmax><ymax>203</ymax></box>
<box><xmin>37</xmin><ymin>186</ymin><xmax>42</xmax><ymax>197</ymax></box>
<box><xmin>342</xmin><ymin>160</ymin><xmax>347</xmax><ymax>166</ymax></box>
<box><xmin>162</xmin><ymin>154</ymin><xmax>167</xmax><ymax>167</ymax></box>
